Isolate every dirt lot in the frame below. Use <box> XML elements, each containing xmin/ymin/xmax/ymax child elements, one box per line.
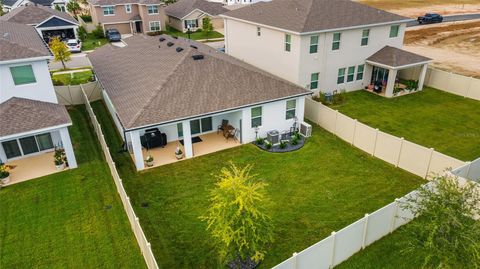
<box><xmin>404</xmin><ymin>21</ymin><xmax>480</xmax><ymax>78</ymax></box>
<box><xmin>358</xmin><ymin>0</ymin><xmax>480</xmax><ymax>17</ymax></box>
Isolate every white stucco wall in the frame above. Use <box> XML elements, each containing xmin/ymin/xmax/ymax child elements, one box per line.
<box><xmin>0</xmin><ymin>59</ymin><xmax>58</xmax><ymax>104</ymax></box>
<box><xmin>225</xmin><ymin>17</ymin><xmax>406</xmax><ymax>93</ymax></box>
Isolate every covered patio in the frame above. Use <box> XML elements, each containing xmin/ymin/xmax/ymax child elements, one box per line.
<box><xmin>365</xmin><ymin>46</ymin><xmax>432</xmax><ymax>98</ymax></box>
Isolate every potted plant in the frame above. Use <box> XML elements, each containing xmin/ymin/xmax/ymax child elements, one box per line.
<box><xmin>175</xmin><ymin>147</ymin><xmax>184</xmax><ymax>160</ymax></box>
<box><xmin>54</xmin><ymin>148</ymin><xmax>65</xmax><ymax>170</ymax></box>
<box><xmin>145</xmin><ymin>155</ymin><xmax>154</xmax><ymax>167</ymax></box>
<box><xmin>0</xmin><ymin>163</ymin><xmax>10</xmax><ymax>185</ymax></box>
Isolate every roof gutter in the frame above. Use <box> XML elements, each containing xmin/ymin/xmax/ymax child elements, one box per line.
<box><xmin>123</xmin><ymin>91</ymin><xmax>313</xmax><ymax>133</ymax></box>
<box><xmin>366</xmin><ymin>59</ymin><xmax>432</xmax><ymax>70</ymax></box>
<box><xmin>0</xmin><ymin>55</ymin><xmax>53</xmax><ymax>65</ymax></box>
<box><xmin>221</xmin><ymin>15</ymin><xmax>413</xmax><ymax>36</ymax></box>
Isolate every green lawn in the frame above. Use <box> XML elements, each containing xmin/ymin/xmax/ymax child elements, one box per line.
<box><xmin>164</xmin><ymin>26</ymin><xmax>224</xmax><ymax>40</ymax></box>
<box><xmin>91</xmin><ymin>100</ymin><xmax>425</xmax><ymax>268</ymax></box>
<box><xmin>0</xmin><ymin>106</ymin><xmax>146</xmax><ymax>268</ymax></box>
<box><xmin>51</xmin><ymin>69</ymin><xmax>93</xmax><ymax>85</ymax></box>
<box><xmin>330</xmin><ymin>88</ymin><xmax>480</xmax><ymax>161</ymax></box>
<box><xmin>82</xmin><ymin>33</ymin><xmax>108</xmax><ymax>51</ymax></box>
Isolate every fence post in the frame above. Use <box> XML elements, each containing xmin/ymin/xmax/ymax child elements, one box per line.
<box><xmin>465</xmin><ymin>77</ymin><xmax>473</xmax><ymax>98</ymax></box>
<box><xmin>425</xmin><ymin>148</ymin><xmax>435</xmax><ymax>179</ymax></box>
<box><xmin>362</xmin><ymin>213</ymin><xmax>369</xmax><ymax>249</ymax></box>
<box><xmin>329</xmin><ymin>231</ymin><xmax>336</xmax><ymax>268</ymax></box>
<box><xmin>292</xmin><ymin>252</ymin><xmax>298</xmax><ymax>269</ymax></box>
<box><xmin>372</xmin><ymin>128</ymin><xmax>379</xmax><ymax>157</ymax></box>
<box><xmin>465</xmin><ymin>161</ymin><xmax>472</xmax><ymax>179</ymax></box>
<box><xmin>333</xmin><ymin>110</ymin><xmax>339</xmax><ymax>135</ymax></box>
<box><xmin>390</xmin><ymin>199</ymin><xmax>399</xmax><ymax>233</ymax></box>
<box><xmin>395</xmin><ymin>137</ymin><xmax>404</xmax><ymax>167</ymax></box>
<box><xmin>352</xmin><ymin>119</ymin><xmax>358</xmax><ymax>146</ymax></box>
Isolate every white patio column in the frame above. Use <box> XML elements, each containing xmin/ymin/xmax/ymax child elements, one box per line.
<box><xmin>0</xmin><ymin>144</ymin><xmax>7</xmax><ymax>163</ymax></box>
<box><xmin>59</xmin><ymin>127</ymin><xmax>78</xmax><ymax>169</ymax></box>
<box><xmin>241</xmin><ymin>108</ymin><xmax>251</xmax><ymax>144</ymax></box>
<box><xmin>385</xmin><ymin>68</ymin><xmax>398</xmax><ymax>98</ymax></box>
<box><xmin>129</xmin><ymin>130</ymin><xmax>145</xmax><ymax>171</ymax></box>
<box><xmin>417</xmin><ymin>64</ymin><xmax>428</xmax><ymax>92</ymax></box>
<box><xmin>182</xmin><ymin>120</ymin><xmax>193</xmax><ymax>158</ymax></box>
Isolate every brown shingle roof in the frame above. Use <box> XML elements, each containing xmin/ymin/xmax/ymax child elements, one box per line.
<box><xmin>88</xmin><ymin>0</ymin><xmax>161</xmax><ymax>6</ymax></box>
<box><xmin>89</xmin><ymin>35</ymin><xmax>309</xmax><ymax>130</ymax></box>
<box><xmin>166</xmin><ymin>0</ymin><xmax>228</xmax><ymax>19</ymax></box>
<box><xmin>0</xmin><ymin>5</ymin><xmax>78</xmax><ymax>25</ymax></box>
<box><xmin>0</xmin><ymin>98</ymin><xmax>71</xmax><ymax>137</ymax></box>
<box><xmin>0</xmin><ymin>21</ymin><xmax>51</xmax><ymax>61</ymax></box>
<box><xmin>367</xmin><ymin>46</ymin><xmax>432</xmax><ymax>68</ymax></box>
<box><xmin>222</xmin><ymin>0</ymin><xmax>410</xmax><ymax>33</ymax></box>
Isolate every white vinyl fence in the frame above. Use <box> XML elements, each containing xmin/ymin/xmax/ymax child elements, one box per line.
<box><xmin>80</xmin><ymin>87</ymin><xmax>159</xmax><ymax>269</ymax></box>
<box><xmin>452</xmin><ymin>157</ymin><xmax>480</xmax><ymax>182</ymax></box>
<box><xmin>54</xmin><ymin>81</ymin><xmax>102</xmax><ymax>105</ymax></box>
<box><xmin>304</xmin><ymin>98</ymin><xmax>465</xmax><ymax>179</ymax></box>
<box><xmin>399</xmin><ymin>67</ymin><xmax>480</xmax><ymax>101</ymax></box>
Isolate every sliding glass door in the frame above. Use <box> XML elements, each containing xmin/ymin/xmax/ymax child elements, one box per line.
<box><xmin>189</xmin><ymin>117</ymin><xmax>213</xmax><ymax>136</ymax></box>
<box><xmin>1</xmin><ymin>132</ymin><xmax>54</xmax><ymax>160</ymax></box>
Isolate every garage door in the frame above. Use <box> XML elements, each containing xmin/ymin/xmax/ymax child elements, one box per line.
<box><xmin>104</xmin><ymin>23</ymin><xmax>131</xmax><ymax>35</ymax></box>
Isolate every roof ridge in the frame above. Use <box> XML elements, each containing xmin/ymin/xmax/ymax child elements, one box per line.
<box><xmin>128</xmin><ymin>45</ymin><xmax>194</xmax><ymax>128</ymax></box>
<box><xmin>300</xmin><ymin>0</ymin><xmax>316</xmax><ymax>33</ymax></box>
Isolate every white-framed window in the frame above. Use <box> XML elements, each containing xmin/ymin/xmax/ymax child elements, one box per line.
<box><xmin>147</xmin><ymin>5</ymin><xmax>158</xmax><ymax>14</ymax></box>
<box><xmin>149</xmin><ymin>21</ymin><xmax>160</xmax><ymax>32</ymax></box>
<box><xmin>102</xmin><ymin>6</ymin><xmax>114</xmax><ymax>16</ymax></box>
<box><xmin>356</xmin><ymin>64</ymin><xmax>365</xmax><ymax>80</ymax></box>
<box><xmin>285</xmin><ymin>34</ymin><xmax>291</xmax><ymax>52</ymax></box>
<box><xmin>337</xmin><ymin>68</ymin><xmax>346</xmax><ymax>84</ymax></box>
<box><xmin>390</xmin><ymin>25</ymin><xmax>400</xmax><ymax>38</ymax></box>
<box><xmin>347</xmin><ymin>66</ymin><xmax>355</xmax><ymax>82</ymax></box>
<box><xmin>251</xmin><ymin>106</ymin><xmax>262</xmax><ymax>127</ymax></box>
<box><xmin>125</xmin><ymin>4</ymin><xmax>132</xmax><ymax>13</ymax></box>
<box><xmin>286</xmin><ymin>99</ymin><xmax>296</xmax><ymax>120</ymax></box>
<box><xmin>309</xmin><ymin>35</ymin><xmax>318</xmax><ymax>54</ymax></box>
<box><xmin>361</xmin><ymin>29</ymin><xmax>369</xmax><ymax>46</ymax></box>
<box><xmin>184</xmin><ymin>19</ymin><xmax>198</xmax><ymax>29</ymax></box>
<box><xmin>332</xmin><ymin>32</ymin><xmax>341</xmax><ymax>50</ymax></box>
<box><xmin>257</xmin><ymin>26</ymin><xmax>261</xmax><ymax>36</ymax></box>
<box><xmin>10</xmin><ymin>65</ymin><xmax>36</xmax><ymax>85</ymax></box>
<box><xmin>310</xmin><ymin>72</ymin><xmax>319</xmax><ymax>90</ymax></box>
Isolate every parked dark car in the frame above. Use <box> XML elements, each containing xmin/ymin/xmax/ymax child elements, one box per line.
<box><xmin>105</xmin><ymin>29</ymin><xmax>121</xmax><ymax>42</ymax></box>
<box><xmin>417</xmin><ymin>13</ymin><xmax>443</xmax><ymax>24</ymax></box>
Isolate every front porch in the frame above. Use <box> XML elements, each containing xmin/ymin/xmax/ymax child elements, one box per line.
<box><xmin>365</xmin><ymin>46</ymin><xmax>432</xmax><ymax>98</ymax></box>
<box><xmin>4</xmin><ymin>151</ymin><xmax>66</xmax><ymax>186</ymax></box>
<box><xmin>139</xmin><ymin>131</ymin><xmax>241</xmax><ymax>168</ymax></box>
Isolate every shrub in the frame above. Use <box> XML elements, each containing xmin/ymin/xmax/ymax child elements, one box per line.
<box><xmin>79</xmin><ymin>14</ymin><xmax>92</xmax><ymax>22</ymax></box>
<box><xmin>265</xmin><ymin>141</ymin><xmax>272</xmax><ymax>150</ymax></box>
<box><xmin>256</xmin><ymin>137</ymin><xmax>265</xmax><ymax>145</ymax></box>
<box><xmin>291</xmin><ymin>136</ymin><xmax>298</xmax><ymax>145</ymax></box>
<box><xmin>52</xmin><ymin>79</ymin><xmax>65</xmax><ymax>86</ymax></box>
<box><xmin>279</xmin><ymin>140</ymin><xmax>287</xmax><ymax>149</ymax></box>
<box><xmin>92</xmin><ymin>25</ymin><xmax>105</xmax><ymax>39</ymax></box>
<box><xmin>77</xmin><ymin>26</ymin><xmax>87</xmax><ymax>41</ymax></box>
<box><xmin>146</xmin><ymin>31</ymin><xmax>163</xmax><ymax>36</ymax></box>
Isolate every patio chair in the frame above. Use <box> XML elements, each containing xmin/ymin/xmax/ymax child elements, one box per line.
<box><xmin>217</xmin><ymin>119</ymin><xmax>229</xmax><ymax>134</ymax></box>
<box><xmin>226</xmin><ymin>128</ymin><xmax>238</xmax><ymax>142</ymax></box>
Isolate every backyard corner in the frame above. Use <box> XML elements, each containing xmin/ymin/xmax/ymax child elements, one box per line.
<box><xmin>164</xmin><ymin>26</ymin><xmax>224</xmax><ymax>40</ymax></box>
<box><xmin>91</xmin><ymin>100</ymin><xmax>425</xmax><ymax>268</ymax></box>
<box><xmin>325</xmin><ymin>87</ymin><xmax>480</xmax><ymax>161</ymax></box>
<box><xmin>0</xmin><ymin>105</ymin><xmax>146</xmax><ymax>269</ymax></box>
<box><xmin>51</xmin><ymin>69</ymin><xmax>94</xmax><ymax>86</ymax></box>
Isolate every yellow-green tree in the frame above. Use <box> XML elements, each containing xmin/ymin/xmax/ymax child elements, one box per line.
<box><xmin>201</xmin><ymin>163</ymin><xmax>274</xmax><ymax>268</ymax></box>
<box><xmin>49</xmin><ymin>37</ymin><xmax>71</xmax><ymax>70</ymax></box>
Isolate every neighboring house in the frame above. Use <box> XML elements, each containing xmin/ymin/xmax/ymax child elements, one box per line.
<box><xmin>0</xmin><ymin>5</ymin><xmax>79</xmax><ymax>42</ymax></box>
<box><xmin>89</xmin><ymin>35</ymin><xmax>309</xmax><ymax>170</ymax></box>
<box><xmin>0</xmin><ymin>21</ymin><xmax>77</xmax><ymax>172</ymax></box>
<box><xmin>222</xmin><ymin>0</ymin><xmax>432</xmax><ymax>97</ymax></box>
<box><xmin>88</xmin><ymin>0</ymin><xmax>165</xmax><ymax>35</ymax></box>
<box><xmin>165</xmin><ymin>0</ymin><xmax>227</xmax><ymax>33</ymax></box>
<box><xmin>2</xmin><ymin>0</ymin><xmax>69</xmax><ymax>13</ymax></box>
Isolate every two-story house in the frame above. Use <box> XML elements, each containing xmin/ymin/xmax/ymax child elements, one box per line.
<box><xmin>3</xmin><ymin>0</ymin><xmax>70</xmax><ymax>13</ymax></box>
<box><xmin>0</xmin><ymin>21</ymin><xmax>77</xmax><ymax>184</ymax></box>
<box><xmin>89</xmin><ymin>0</ymin><xmax>165</xmax><ymax>35</ymax></box>
<box><xmin>222</xmin><ymin>0</ymin><xmax>432</xmax><ymax>97</ymax></box>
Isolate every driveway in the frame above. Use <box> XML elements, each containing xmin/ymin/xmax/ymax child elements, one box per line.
<box><xmin>49</xmin><ymin>52</ymin><xmax>92</xmax><ymax>70</ymax></box>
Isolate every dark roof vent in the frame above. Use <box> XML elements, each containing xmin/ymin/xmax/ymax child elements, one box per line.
<box><xmin>190</xmin><ymin>45</ymin><xmax>198</xmax><ymax>49</ymax></box>
<box><xmin>167</xmin><ymin>42</ymin><xmax>174</xmax><ymax>47</ymax></box>
<box><xmin>176</xmin><ymin>47</ymin><xmax>183</xmax><ymax>52</ymax></box>
<box><xmin>192</xmin><ymin>54</ymin><xmax>204</xmax><ymax>60</ymax></box>
<box><xmin>159</xmin><ymin>37</ymin><xmax>166</xmax><ymax>42</ymax></box>
<box><xmin>172</xmin><ymin>36</ymin><xmax>178</xmax><ymax>39</ymax></box>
